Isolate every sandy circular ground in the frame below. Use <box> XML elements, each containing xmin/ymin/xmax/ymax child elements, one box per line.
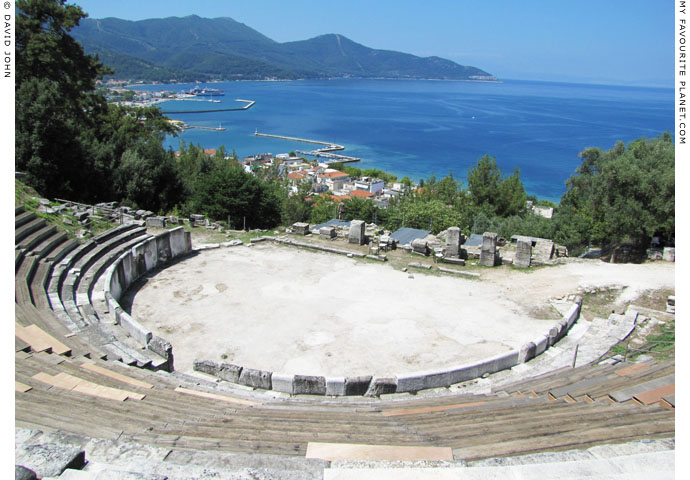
<box><xmin>128</xmin><ymin>244</ymin><xmax>674</xmax><ymax>377</ymax></box>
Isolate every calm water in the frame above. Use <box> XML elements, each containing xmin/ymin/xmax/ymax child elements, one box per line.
<box><xmin>129</xmin><ymin>79</ymin><xmax>673</xmax><ymax>202</ymax></box>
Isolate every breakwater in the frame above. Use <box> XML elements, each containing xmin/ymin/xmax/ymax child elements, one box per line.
<box><xmin>162</xmin><ymin>99</ymin><xmax>255</xmax><ymax>115</ymax></box>
<box><xmin>255</xmin><ymin>132</ymin><xmax>361</xmax><ymax>163</ymax></box>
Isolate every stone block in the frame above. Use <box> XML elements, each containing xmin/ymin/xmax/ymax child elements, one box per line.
<box><xmin>411</xmin><ymin>238</ymin><xmax>429</xmax><ymax>255</ymax></box>
<box><xmin>663</xmin><ymin>247</ymin><xmax>675</xmax><ymax>262</ymax></box>
<box><xmin>238</xmin><ymin>367</ymin><xmax>272</xmax><ymax>390</ymax></box>
<box><xmin>344</xmin><ymin>376</ymin><xmax>372</xmax><ymax>396</ymax></box>
<box><xmin>215</xmin><ymin>363</ymin><xmax>242</xmax><ymax>383</ymax></box>
<box><xmin>364</xmin><ymin>377</ymin><xmax>397</xmax><ymax>397</ymax></box>
<box><xmin>445</xmin><ymin>226</ymin><xmax>462</xmax><ymax>258</ymax></box>
<box><xmin>518</xmin><ymin>342</ymin><xmax>537</xmax><ymax>363</ymax></box>
<box><xmin>319</xmin><ymin>226</ymin><xmax>337</xmax><ymax>239</ymax></box>
<box><xmin>143</xmin><ymin>237</ymin><xmax>159</xmax><ymax>272</ymax></box>
<box><xmin>148</xmin><ymin>336</ymin><xmax>172</xmax><ymax>360</ymax></box>
<box><xmin>155</xmin><ymin>231</ymin><xmax>172</xmax><ymax>264</ymax></box>
<box><xmin>348</xmin><ymin>220</ymin><xmax>365</xmax><ymax>244</ymax></box>
<box><xmin>514</xmin><ymin>239</ymin><xmax>532</xmax><ymax>268</ymax></box>
<box><xmin>131</xmin><ymin>242</ymin><xmax>148</xmax><ymax>280</ymax></box>
<box><xmin>292</xmin><ymin>222</ymin><xmax>310</xmax><ymax>235</ymax></box>
<box><xmin>14</xmin><ymin>444</ymin><xmax>86</xmax><ymax>478</ymax></box>
<box><xmin>271</xmin><ymin>373</ymin><xmax>294</xmax><ymax>394</ymax></box>
<box><xmin>547</xmin><ymin>325</ymin><xmax>560</xmax><ymax>346</ymax></box>
<box><xmin>193</xmin><ymin>359</ymin><xmax>219</xmax><ymax>376</ymax></box>
<box><xmin>326</xmin><ymin>377</ymin><xmax>346</xmax><ymax>396</ymax></box>
<box><xmin>145</xmin><ymin>216</ymin><xmax>167</xmax><ymax>228</ymax></box>
<box><xmin>118</xmin><ymin>311</ymin><xmax>152</xmax><ymax>346</ymax></box>
<box><xmin>534</xmin><ymin>335</ymin><xmax>549</xmax><ymax>355</ymax></box>
<box><xmin>293</xmin><ymin>375</ymin><xmax>327</xmax><ymax>395</ymax></box>
<box><xmin>15</xmin><ymin>465</ymin><xmax>37</xmax><ymax>480</ymax></box>
<box><xmin>479</xmin><ymin>232</ymin><xmax>498</xmax><ymax>267</ymax></box>
<box><xmin>169</xmin><ymin>226</ymin><xmax>188</xmax><ymax>258</ymax></box>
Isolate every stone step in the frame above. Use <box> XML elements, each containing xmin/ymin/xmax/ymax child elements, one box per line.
<box><xmin>324</xmin><ymin>449</ymin><xmax>674</xmax><ymax>480</ymax></box>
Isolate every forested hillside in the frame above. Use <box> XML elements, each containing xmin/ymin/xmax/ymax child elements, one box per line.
<box><xmin>71</xmin><ymin>15</ymin><xmax>496</xmax><ymax>82</ymax></box>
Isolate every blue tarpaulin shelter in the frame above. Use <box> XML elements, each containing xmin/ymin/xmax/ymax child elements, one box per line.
<box><xmin>390</xmin><ymin>227</ymin><xmax>430</xmax><ymax>245</ymax></box>
<box><xmin>464</xmin><ymin>233</ymin><xmax>484</xmax><ymax>247</ymax></box>
<box><xmin>311</xmin><ymin>219</ymin><xmax>351</xmax><ymax>231</ymax></box>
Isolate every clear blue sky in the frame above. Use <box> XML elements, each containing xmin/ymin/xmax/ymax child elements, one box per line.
<box><xmin>75</xmin><ymin>0</ymin><xmax>674</xmax><ymax>87</ymax></box>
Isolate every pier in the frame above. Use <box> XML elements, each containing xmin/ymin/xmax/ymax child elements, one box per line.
<box><xmin>183</xmin><ymin>125</ymin><xmax>226</xmax><ymax>131</ymax></box>
<box><xmin>254</xmin><ymin>132</ymin><xmax>361</xmax><ymax>163</ymax></box>
<box><xmin>161</xmin><ymin>99</ymin><xmax>255</xmax><ymax>115</ymax></box>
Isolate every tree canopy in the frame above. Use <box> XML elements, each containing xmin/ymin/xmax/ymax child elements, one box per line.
<box><xmin>554</xmin><ymin>133</ymin><xmax>674</xmax><ymax>249</ymax></box>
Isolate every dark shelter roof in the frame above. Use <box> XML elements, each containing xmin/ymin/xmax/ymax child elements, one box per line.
<box><xmin>390</xmin><ymin>227</ymin><xmax>431</xmax><ymax>245</ymax></box>
<box><xmin>464</xmin><ymin>233</ymin><xmax>484</xmax><ymax>247</ymax></box>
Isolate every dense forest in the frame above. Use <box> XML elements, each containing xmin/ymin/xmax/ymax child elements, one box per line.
<box><xmin>16</xmin><ymin>0</ymin><xmax>675</xmax><ymax>255</ymax></box>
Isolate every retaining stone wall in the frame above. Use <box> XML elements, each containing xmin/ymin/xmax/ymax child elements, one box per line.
<box><xmin>192</xmin><ymin>296</ymin><xmax>582</xmax><ymax>396</ymax></box>
<box><xmin>102</xmin><ymin>226</ymin><xmax>192</xmax><ymax>369</ymax></box>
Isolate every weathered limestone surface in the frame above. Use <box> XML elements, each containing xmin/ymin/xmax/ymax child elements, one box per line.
<box><xmin>270</xmin><ymin>373</ymin><xmax>294</xmax><ymax>394</ymax></box>
<box><xmin>217</xmin><ymin>363</ymin><xmax>243</xmax><ymax>383</ymax></box>
<box><xmin>663</xmin><ymin>247</ymin><xmax>675</xmax><ymax>262</ymax></box>
<box><xmin>319</xmin><ymin>226</ymin><xmax>337</xmax><ymax>240</ymax></box>
<box><xmin>145</xmin><ymin>216</ymin><xmax>166</xmax><ymax>228</ymax></box>
<box><xmin>326</xmin><ymin>377</ymin><xmax>346</xmax><ymax>396</ymax></box>
<box><xmin>148</xmin><ymin>336</ymin><xmax>173</xmax><ymax>363</ymax></box>
<box><xmin>238</xmin><ymin>367</ymin><xmax>272</xmax><ymax>390</ymax></box>
<box><xmin>193</xmin><ymin>359</ymin><xmax>219</xmax><ymax>376</ymax></box>
<box><xmin>445</xmin><ymin>227</ymin><xmax>462</xmax><ymax>258</ymax></box>
<box><xmin>344</xmin><ymin>376</ymin><xmax>372</xmax><ymax>396</ymax></box>
<box><xmin>364</xmin><ymin>377</ymin><xmax>397</xmax><ymax>397</ymax></box>
<box><xmin>15</xmin><ymin>443</ymin><xmax>86</xmax><ymax>478</ymax></box>
<box><xmin>411</xmin><ymin>238</ymin><xmax>429</xmax><ymax>256</ymax></box>
<box><xmin>479</xmin><ymin>232</ymin><xmax>498</xmax><ymax>267</ymax></box>
<box><xmin>518</xmin><ymin>341</ymin><xmax>537</xmax><ymax>363</ymax></box>
<box><xmin>293</xmin><ymin>375</ymin><xmax>327</xmax><ymax>395</ymax></box>
<box><xmin>155</xmin><ymin>231</ymin><xmax>172</xmax><ymax>264</ymax></box>
<box><xmin>169</xmin><ymin>226</ymin><xmax>188</xmax><ymax>258</ymax></box>
<box><xmin>292</xmin><ymin>222</ymin><xmax>310</xmax><ymax>235</ymax></box>
<box><xmin>348</xmin><ymin>220</ymin><xmax>365</xmax><ymax>245</ymax></box>
<box><xmin>14</xmin><ymin>465</ymin><xmax>37</xmax><ymax>480</ymax></box>
<box><xmin>515</xmin><ymin>239</ymin><xmax>532</xmax><ymax>268</ymax></box>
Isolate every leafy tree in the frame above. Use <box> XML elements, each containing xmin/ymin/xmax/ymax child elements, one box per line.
<box><xmin>467</xmin><ymin>154</ymin><xmax>502</xmax><ymax>209</ymax></box>
<box><xmin>342</xmin><ymin>197</ymin><xmax>377</xmax><ymax>223</ymax></box>
<box><xmin>281</xmin><ymin>181</ymin><xmax>312</xmax><ymax>225</ymax></box>
<box><xmin>115</xmin><ymin>140</ymin><xmax>183</xmax><ymax>212</ymax></box>
<box><xmin>190</xmin><ymin>159</ymin><xmax>281</xmax><ymax>229</ymax></box>
<box><xmin>467</xmin><ymin>155</ymin><xmax>527</xmax><ymax>217</ymax></box>
<box><xmin>555</xmin><ymin>133</ymin><xmax>674</xmax><ymax>249</ymax></box>
<box><xmin>16</xmin><ymin>0</ymin><xmax>180</xmax><ymax>205</ymax></box>
<box><xmin>309</xmin><ymin>195</ymin><xmax>339</xmax><ymax>225</ymax></box>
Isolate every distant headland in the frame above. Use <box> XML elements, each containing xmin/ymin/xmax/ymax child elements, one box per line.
<box><xmin>72</xmin><ymin>15</ymin><xmax>499</xmax><ymax>83</ymax></box>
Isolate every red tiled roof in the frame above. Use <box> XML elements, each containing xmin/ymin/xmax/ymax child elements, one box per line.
<box><xmin>319</xmin><ymin>170</ymin><xmax>349</xmax><ymax>179</ymax></box>
<box><xmin>350</xmin><ymin>190</ymin><xmax>375</xmax><ymax>199</ymax></box>
<box><xmin>287</xmin><ymin>172</ymin><xmax>306</xmax><ymax>180</ymax></box>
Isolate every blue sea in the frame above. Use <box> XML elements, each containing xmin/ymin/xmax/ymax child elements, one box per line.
<box><xmin>129</xmin><ymin>79</ymin><xmax>673</xmax><ymax>202</ymax></box>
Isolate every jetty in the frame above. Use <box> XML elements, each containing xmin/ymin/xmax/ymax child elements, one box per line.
<box><xmin>184</xmin><ymin>125</ymin><xmax>226</xmax><ymax>131</ymax></box>
<box><xmin>161</xmin><ymin>99</ymin><xmax>255</xmax><ymax>115</ymax></box>
<box><xmin>254</xmin><ymin>131</ymin><xmax>361</xmax><ymax>164</ymax></box>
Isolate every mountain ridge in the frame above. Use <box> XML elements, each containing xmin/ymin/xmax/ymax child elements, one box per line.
<box><xmin>72</xmin><ymin>15</ymin><xmax>498</xmax><ymax>82</ymax></box>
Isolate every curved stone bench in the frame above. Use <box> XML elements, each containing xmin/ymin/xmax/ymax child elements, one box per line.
<box><xmin>100</xmin><ymin>226</ymin><xmax>192</xmax><ymax>370</ymax></box>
